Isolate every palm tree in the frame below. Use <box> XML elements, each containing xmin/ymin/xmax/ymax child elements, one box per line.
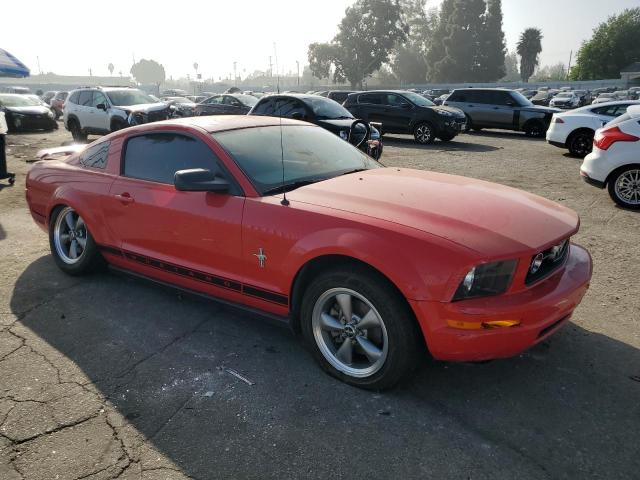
<box><xmin>516</xmin><ymin>28</ymin><xmax>543</xmax><ymax>83</ymax></box>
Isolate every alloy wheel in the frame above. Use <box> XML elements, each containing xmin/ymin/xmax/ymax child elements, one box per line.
<box><xmin>614</xmin><ymin>169</ymin><xmax>640</xmax><ymax>205</ymax></box>
<box><xmin>570</xmin><ymin>133</ymin><xmax>592</xmax><ymax>157</ymax></box>
<box><xmin>312</xmin><ymin>288</ymin><xmax>388</xmax><ymax>378</ymax></box>
<box><xmin>415</xmin><ymin>124</ymin><xmax>432</xmax><ymax>144</ymax></box>
<box><xmin>53</xmin><ymin>207</ymin><xmax>88</xmax><ymax>264</ymax></box>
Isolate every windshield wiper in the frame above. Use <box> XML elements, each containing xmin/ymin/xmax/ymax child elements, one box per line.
<box><xmin>340</xmin><ymin>168</ymin><xmax>368</xmax><ymax>176</ymax></box>
<box><xmin>262</xmin><ymin>178</ymin><xmax>326</xmax><ymax>195</ymax></box>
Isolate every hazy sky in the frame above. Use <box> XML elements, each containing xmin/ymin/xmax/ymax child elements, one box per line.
<box><xmin>3</xmin><ymin>0</ymin><xmax>638</xmax><ymax>80</ymax></box>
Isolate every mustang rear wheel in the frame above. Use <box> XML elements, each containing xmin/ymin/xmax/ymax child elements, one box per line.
<box><xmin>50</xmin><ymin>206</ymin><xmax>103</xmax><ymax>275</ymax></box>
<box><xmin>300</xmin><ymin>266</ymin><xmax>420</xmax><ymax>390</ymax></box>
<box><xmin>608</xmin><ymin>167</ymin><xmax>640</xmax><ymax>210</ymax></box>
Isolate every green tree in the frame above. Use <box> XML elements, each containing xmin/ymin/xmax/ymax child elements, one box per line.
<box><xmin>433</xmin><ymin>0</ymin><xmax>486</xmax><ymax>83</ymax></box>
<box><xmin>130</xmin><ymin>59</ymin><xmax>166</xmax><ymax>89</ymax></box>
<box><xmin>516</xmin><ymin>28</ymin><xmax>543</xmax><ymax>83</ymax></box>
<box><xmin>475</xmin><ymin>0</ymin><xmax>506</xmax><ymax>81</ymax></box>
<box><xmin>500</xmin><ymin>50</ymin><xmax>519</xmax><ymax>82</ymax></box>
<box><xmin>391</xmin><ymin>1</ymin><xmax>438</xmax><ymax>84</ymax></box>
<box><xmin>425</xmin><ymin>0</ymin><xmax>454</xmax><ymax>81</ymax></box>
<box><xmin>308</xmin><ymin>0</ymin><xmax>407</xmax><ymax>88</ymax></box>
<box><xmin>570</xmin><ymin>8</ymin><xmax>640</xmax><ymax>80</ymax></box>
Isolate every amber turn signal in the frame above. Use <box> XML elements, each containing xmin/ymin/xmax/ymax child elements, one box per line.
<box><xmin>447</xmin><ymin>319</ymin><xmax>521</xmax><ymax>330</ymax></box>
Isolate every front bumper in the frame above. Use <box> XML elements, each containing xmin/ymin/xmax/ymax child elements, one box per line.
<box><xmin>9</xmin><ymin>114</ymin><xmax>58</xmax><ymax>132</ymax></box>
<box><xmin>410</xmin><ymin>244</ymin><xmax>592</xmax><ymax>362</ymax></box>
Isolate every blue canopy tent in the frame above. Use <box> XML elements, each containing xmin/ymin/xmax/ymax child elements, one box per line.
<box><xmin>0</xmin><ymin>49</ymin><xmax>30</xmax><ymax>78</ymax></box>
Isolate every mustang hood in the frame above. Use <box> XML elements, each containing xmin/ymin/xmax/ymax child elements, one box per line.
<box><xmin>288</xmin><ymin>168</ymin><xmax>579</xmax><ymax>257</ymax></box>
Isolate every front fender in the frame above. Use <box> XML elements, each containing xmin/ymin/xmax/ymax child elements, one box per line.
<box><xmin>282</xmin><ymin>225</ymin><xmax>472</xmax><ymax>302</ymax></box>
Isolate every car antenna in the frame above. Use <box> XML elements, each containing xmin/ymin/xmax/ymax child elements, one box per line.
<box><xmin>275</xmin><ymin>42</ymin><xmax>289</xmax><ymax>206</ymax></box>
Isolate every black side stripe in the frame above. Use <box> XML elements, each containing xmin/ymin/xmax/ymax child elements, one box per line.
<box><xmin>99</xmin><ymin>245</ymin><xmax>288</xmax><ymax>306</ymax></box>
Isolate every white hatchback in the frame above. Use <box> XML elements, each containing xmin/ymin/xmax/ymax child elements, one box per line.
<box><xmin>580</xmin><ymin>105</ymin><xmax>640</xmax><ymax>208</ymax></box>
<box><xmin>546</xmin><ymin>101</ymin><xmax>640</xmax><ymax>157</ymax></box>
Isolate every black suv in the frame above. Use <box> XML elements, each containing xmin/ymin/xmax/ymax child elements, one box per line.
<box><xmin>343</xmin><ymin>90</ymin><xmax>466</xmax><ymax>144</ymax></box>
<box><xmin>444</xmin><ymin>88</ymin><xmax>560</xmax><ymax>137</ymax></box>
<box><xmin>249</xmin><ymin>94</ymin><xmax>383</xmax><ymax>159</ymax></box>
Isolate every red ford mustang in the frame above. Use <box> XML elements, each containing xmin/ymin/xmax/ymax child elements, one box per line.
<box><xmin>26</xmin><ymin>116</ymin><xmax>592</xmax><ymax>389</ymax></box>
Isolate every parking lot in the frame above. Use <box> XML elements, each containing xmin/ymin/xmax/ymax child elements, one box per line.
<box><xmin>1</xmin><ymin>124</ymin><xmax>639</xmax><ymax>479</ymax></box>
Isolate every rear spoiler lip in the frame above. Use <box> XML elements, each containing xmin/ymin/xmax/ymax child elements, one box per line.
<box><xmin>35</xmin><ymin>144</ymin><xmax>86</xmax><ymax>160</ymax></box>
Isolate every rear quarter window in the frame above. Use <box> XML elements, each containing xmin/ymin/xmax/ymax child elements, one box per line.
<box><xmin>79</xmin><ymin>141</ymin><xmax>110</xmax><ymax>169</ymax></box>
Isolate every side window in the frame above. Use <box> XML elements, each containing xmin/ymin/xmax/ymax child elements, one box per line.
<box><xmin>223</xmin><ymin>96</ymin><xmax>241</xmax><ymax>106</ymax></box>
<box><xmin>358</xmin><ymin>93</ymin><xmax>382</xmax><ymax>105</ymax></box>
<box><xmin>276</xmin><ymin>99</ymin><xmax>308</xmax><ymax>118</ymax></box>
<box><xmin>494</xmin><ymin>91</ymin><xmax>515</xmax><ymax>106</ymax></box>
<box><xmin>592</xmin><ymin>105</ymin><xmax>620</xmax><ymax>117</ymax></box>
<box><xmin>79</xmin><ymin>141</ymin><xmax>110</xmax><ymax>169</ymax></box>
<box><xmin>91</xmin><ymin>92</ymin><xmax>108</xmax><ymax>107</ymax></box>
<box><xmin>77</xmin><ymin>91</ymin><xmax>93</xmax><ymax>106</ymax></box>
<box><xmin>206</xmin><ymin>96</ymin><xmax>223</xmax><ymax>105</ymax></box>
<box><xmin>448</xmin><ymin>91</ymin><xmax>466</xmax><ymax>102</ymax></box>
<box><xmin>123</xmin><ymin>134</ymin><xmax>223</xmax><ymax>184</ymax></box>
<box><xmin>252</xmin><ymin>98</ymin><xmax>276</xmax><ymax>115</ymax></box>
<box><xmin>386</xmin><ymin>94</ymin><xmax>408</xmax><ymax>107</ymax></box>
<box><xmin>68</xmin><ymin>91</ymin><xmax>80</xmax><ymax>104</ymax></box>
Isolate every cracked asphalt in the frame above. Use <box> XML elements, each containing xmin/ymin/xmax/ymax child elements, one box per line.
<box><xmin>1</xmin><ymin>125</ymin><xmax>639</xmax><ymax>479</ymax></box>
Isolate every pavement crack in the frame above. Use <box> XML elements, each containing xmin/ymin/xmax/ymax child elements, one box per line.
<box><xmin>111</xmin><ymin>317</ymin><xmax>212</xmax><ymax>382</ymax></box>
<box><xmin>11</xmin><ymin>411</ymin><xmax>100</xmax><ymax>445</ymax></box>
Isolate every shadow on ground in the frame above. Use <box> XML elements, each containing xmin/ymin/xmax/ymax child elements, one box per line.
<box><xmin>9</xmin><ymin>256</ymin><xmax>640</xmax><ymax>479</ymax></box>
<box><xmin>383</xmin><ymin>135</ymin><xmax>501</xmax><ymax>153</ymax></box>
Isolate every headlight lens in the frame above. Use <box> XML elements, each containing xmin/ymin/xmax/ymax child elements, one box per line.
<box><xmin>438</xmin><ymin>110</ymin><xmax>454</xmax><ymax>117</ymax></box>
<box><xmin>453</xmin><ymin>259</ymin><xmax>518</xmax><ymax>301</ymax></box>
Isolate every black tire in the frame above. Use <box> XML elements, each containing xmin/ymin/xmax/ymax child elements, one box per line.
<box><xmin>49</xmin><ymin>206</ymin><xmax>104</xmax><ymax>275</ymax></box>
<box><xmin>300</xmin><ymin>265</ymin><xmax>421</xmax><ymax>390</ymax></box>
<box><xmin>110</xmin><ymin>118</ymin><xmax>127</xmax><ymax>132</ymax></box>
<box><xmin>567</xmin><ymin>130</ymin><xmax>594</xmax><ymax>157</ymax></box>
<box><xmin>524</xmin><ymin>120</ymin><xmax>546</xmax><ymax>138</ymax></box>
<box><xmin>439</xmin><ymin>133</ymin><xmax>456</xmax><ymax>142</ymax></box>
<box><xmin>69</xmin><ymin>119</ymin><xmax>87</xmax><ymax>142</ymax></box>
<box><xmin>413</xmin><ymin>122</ymin><xmax>435</xmax><ymax>144</ymax></box>
<box><xmin>607</xmin><ymin>166</ymin><xmax>640</xmax><ymax>210</ymax></box>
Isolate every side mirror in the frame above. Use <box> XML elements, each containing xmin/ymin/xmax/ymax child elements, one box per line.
<box><xmin>174</xmin><ymin>168</ymin><xmax>229</xmax><ymax>193</ymax></box>
<box><xmin>96</xmin><ymin>103</ymin><xmax>107</xmax><ymax>111</ymax></box>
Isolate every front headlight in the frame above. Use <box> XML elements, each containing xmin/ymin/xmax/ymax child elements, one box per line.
<box><xmin>47</xmin><ymin>110</ymin><xmax>54</xmax><ymax>118</ymax></box>
<box><xmin>453</xmin><ymin>260</ymin><xmax>518</xmax><ymax>301</ymax></box>
<box><xmin>438</xmin><ymin>110</ymin><xmax>454</xmax><ymax>117</ymax></box>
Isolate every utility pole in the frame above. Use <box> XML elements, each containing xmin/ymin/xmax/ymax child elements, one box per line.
<box><xmin>296</xmin><ymin>60</ymin><xmax>300</xmax><ymax>86</ymax></box>
<box><xmin>233</xmin><ymin>62</ymin><xmax>237</xmax><ymax>87</ymax></box>
<box><xmin>36</xmin><ymin>56</ymin><xmax>42</xmax><ymax>75</ymax></box>
<box><xmin>269</xmin><ymin>56</ymin><xmax>273</xmax><ymax>78</ymax></box>
<box><xmin>567</xmin><ymin>50</ymin><xmax>573</xmax><ymax>80</ymax></box>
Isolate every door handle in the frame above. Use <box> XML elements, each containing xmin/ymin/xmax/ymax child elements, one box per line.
<box><xmin>114</xmin><ymin>193</ymin><xmax>134</xmax><ymax>204</ymax></box>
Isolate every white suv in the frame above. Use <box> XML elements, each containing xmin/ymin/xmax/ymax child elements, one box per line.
<box><xmin>63</xmin><ymin>87</ymin><xmax>170</xmax><ymax>141</ymax></box>
<box><xmin>580</xmin><ymin>105</ymin><xmax>640</xmax><ymax>209</ymax></box>
<box><xmin>546</xmin><ymin>101</ymin><xmax>640</xmax><ymax>157</ymax></box>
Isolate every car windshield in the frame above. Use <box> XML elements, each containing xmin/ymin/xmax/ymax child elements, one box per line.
<box><xmin>213</xmin><ymin>125</ymin><xmax>380</xmax><ymax>195</ymax></box>
<box><xmin>599</xmin><ymin>93</ymin><xmax>614</xmax><ymax>98</ymax></box>
<box><xmin>234</xmin><ymin>94</ymin><xmax>259</xmax><ymax>107</ymax></box>
<box><xmin>511</xmin><ymin>91</ymin><xmax>533</xmax><ymax>106</ymax></box>
<box><xmin>0</xmin><ymin>94</ymin><xmax>41</xmax><ymax>107</ymax></box>
<box><xmin>556</xmin><ymin>93</ymin><xmax>573</xmax><ymax>98</ymax></box>
<box><xmin>307</xmin><ymin>97</ymin><xmax>353</xmax><ymax>119</ymax></box>
<box><xmin>403</xmin><ymin>91</ymin><xmax>435</xmax><ymax>107</ymax></box>
<box><xmin>106</xmin><ymin>89</ymin><xmax>157</xmax><ymax>106</ymax></box>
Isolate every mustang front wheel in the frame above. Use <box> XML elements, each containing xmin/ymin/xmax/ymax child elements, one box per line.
<box><xmin>301</xmin><ymin>266</ymin><xmax>420</xmax><ymax>390</ymax></box>
<box><xmin>50</xmin><ymin>206</ymin><xmax>103</xmax><ymax>274</ymax></box>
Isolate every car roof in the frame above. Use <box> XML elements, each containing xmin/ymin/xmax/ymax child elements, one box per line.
<box><xmin>129</xmin><ymin>115</ymin><xmax>310</xmax><ymax>134</ymax></box>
